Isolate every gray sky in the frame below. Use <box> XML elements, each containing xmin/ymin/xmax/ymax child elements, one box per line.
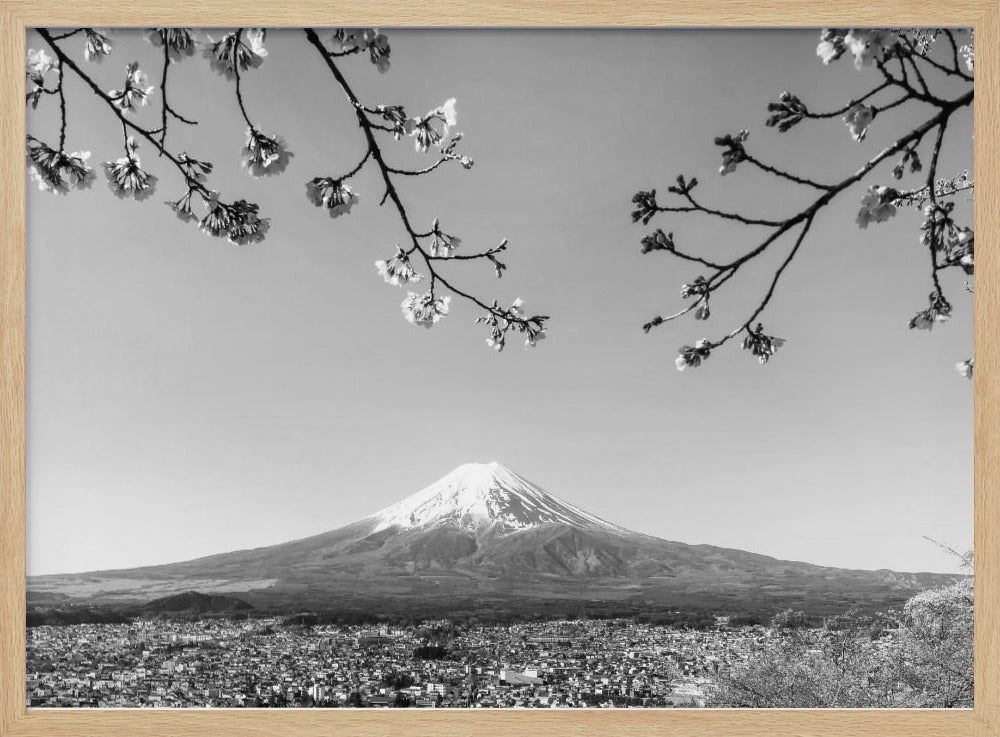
<box><xmin>26</xmin><ymin>29</ymin><xmax>973</xmax><ymax>576</ymax></box>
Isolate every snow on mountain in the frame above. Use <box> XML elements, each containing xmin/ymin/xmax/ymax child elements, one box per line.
<box><xmin>367</xmin><ymin>461</ymin><xmax>629</xmax><ymax>535</ymax></box>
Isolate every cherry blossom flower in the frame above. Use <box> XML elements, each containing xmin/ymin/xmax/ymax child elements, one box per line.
<box><xmin>102</xmin><ymin>136</ymin><xmax>157</xmax><ymax>200</ymax></box>
<box><xmin>715</xmin><ymin>130</ymin><xmax>749</xmax><ymax>176</ymax></box>
<box><xmin>177</xmin><ymin>152</ymin><xmax>213</xmax><ymax>183</ymax></box>
<box><xmin>224</xmin><ymin>199</ymin><xmax>270</xmax><ymax>245</ymax></box>
<box><xmin>766</xmin><ymin>91</ymin><xmax>808</xmax><ymax>132</ymax></box>
<box><xmin>198</xmin><ymin>195</ymin><xmax>232</xmax><ymax>238</ymax></box>
<box><xmin>367</xmin><ymin>33</ymin><xmax>391</xmax><ymax>73</ymax></box>
<box><xmin>196</xmin><ymin>195</ymin><xmax>268</xmax><ymax>245</ymax></box>
<box><xmin>242</xmin><ymin>127</ymin><xmax>292</xmax><ymax>178</ymax></box>
<box><xmin>330</xmin><ymin>28</ymin><xmax>378</xmax><ymax>53</ymax></box>
<box><xmin>407</xmin><ymin>98</ymin><xmax>458</xmax><ymax>153</ymax></box>
<box><xmin>26</xmin><ymin>48</ymin><xmax>55</xmax><ymax>79</ymax></box>
<box><xmin>305</xmin><ymin>177</ymin><xmax>359</xmax><ymax>218</ymax></box>
<box><xmin>844</xmin><ymin>29</ymin><xmax>896</xmax><ymax>70</ymax></box>
<box><xmin>375</xmin><ymin>247</ymin><xmax>423</xmax><ymax>286</ymax></box>
<box><xmin>742</xmin><ymin>324</ymin><xmax>786</xmax><ymax>364</ymax></box>
<box><xmin>401</xmin><ymin>292</ymin><xmax>450</xmax><ymax>328</ymax></box>
<box><xmin>26</xmin><ymin>139</ymin><xmax>96</xmax><ymax>194</ymax></box>
<box><xmin>429</xmin><ymin>219</ymin><xmax>461</xmax><ymax>257</ymax></box>
<box><xmin>371</xmin><ymin>105</ymin><xmax>408</xmax><ymax>139</ymax></box>
<box><xmin>144</xmin><ymin>28</ymin><xmax>198</xmax><ymax>61</ymax></box>
<box><xmin>83</xmin><ymin>29</ymin><xmax>113</xmax><ymax>63</ymax></box>
<box><xmin>856</xmin><ymin>185</ymin><xmax>899</xmax><ymax>228</ymax></box>
<box><xmin>203</xmin><ymin>29</ymin><xmax>267</xmax><ymax>80</ymax></box>
<box><xmin>956</xmin><ymin>359</ymin><xmax>974</xmax><ymax>379</ymax></box>
<box><xmin>843</xmin><ymin>104</ymin><xmax>875</xmax><ymax>142</ymax></box>
<box><xmin>909</xmin><ymin>291</ymin><xmax>952</xmax><ymax>330</ymax></box>
<box><xmin>166</xmin><ymin>190</ymin><xmax>198</xmax><ymax>223</ymax></box>
<box><xmin>816</xmin><ymin>28</ymin><xmax>847</xmax><ymax>64</ymax></box>
<box><xmin>26</xmin><ymin>48</ymin><xmax>55</xmax><ymax>108</ymax></box>
<box><xmin>108</xmin><ymin>62</ymin><xmax>155</xmax><ymax>114</ymax></box>
<box><xmin>676</xmin><ymin>339</ymin><xmax>712</xmax><ymax>371</ymax></box>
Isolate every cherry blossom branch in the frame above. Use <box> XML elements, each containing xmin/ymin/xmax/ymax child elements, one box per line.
<box><xmin>633</xmin><ymin>30</ymin><xmax>972</xmax><ymax>372</ymax></box>
<box><xmin>155</xmin><ymin>34</ymin><xmax>198</xmax><ymax>151</ymax></box>
<box><xmin>38</xmin><ymin>29</ymin><xmax>208</xmax><ymax>193</ymax></box>
<box><xmin>303</xmin><ymin>28</ymin><xmax>547</xmax><ymax>347</ymax></box>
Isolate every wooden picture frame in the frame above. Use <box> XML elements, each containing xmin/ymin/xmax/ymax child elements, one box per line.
<box><xmin>1</xmin><ymin>2</ymin><xmax>997</xmax><ymax>735</ymax></box>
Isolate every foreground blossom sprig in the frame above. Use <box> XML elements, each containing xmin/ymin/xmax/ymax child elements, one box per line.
<box><xmin>305</xmin><ymin>177</ymin><xmax>359</xmax><ymax>218</ymax></box>
<box><xmin>242</xmin><ymin>127</ymin><xmax>292</xmax><ymax>178</ymax></box>
<box><xmin>102</xmin><ymin>136</ymin><xmax>157</xmax><ymax>200</ymax></box>
<box><xmin>26</xmin><ymin>137</ymin><xmax>96</xmax><ymax>194</ymax></box>
<box><xmin>203</xmin><ymin>28</ymin><xmax>267</xmax><ymax>80</ymax></box>
<box><xmin>108</xmin><ymin>62</ymin><xmax>155</xmax><ymax>114</ymax></box>
<box><xmin>401</xmin><ymin>291</ymin><xmax>451</xmax><ymax>328</ymax></box>
<box><xmin>375</xmin><ymin>247</ymin><xmax>423</xmax><ymax>286</ymax></box>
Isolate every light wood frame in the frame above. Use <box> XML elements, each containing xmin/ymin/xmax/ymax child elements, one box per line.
<box><xmin>1</xmin><ymin>3</ymin><xmax>997</xmax><ymax>736</ymax></box>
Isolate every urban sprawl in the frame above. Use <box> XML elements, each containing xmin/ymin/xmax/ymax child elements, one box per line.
<box><xmin>26</xmin><ymin>617</ymin><xmax>773</xmax><ymax>708</ymax></box>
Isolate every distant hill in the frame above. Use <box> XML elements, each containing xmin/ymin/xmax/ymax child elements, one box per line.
<box><xmin>26</xmin><ymin>462</ymin><xmax>959</xmax><ymax>617</ymax></box>
<box><xmin>140</xmin><ymin>591</ymin><xmax>253</xmax><ymax>614</ymax></box>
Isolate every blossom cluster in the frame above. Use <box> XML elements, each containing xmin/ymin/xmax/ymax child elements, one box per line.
<box><xmin>26</xmin><ymin>138</ymin><xmax>96</xmax><ymax>194</ymax></box>
<box><xmin>401</xmin><ymin>292</ymin><xmax>450</xmax><ymax>328</ymax></box>
<box><xmin>25</xmin><ymin>48</ymin><xmax>55</xmax><ymax>108</ymax></box>
<box><xmin>856</xmin><ymin>185</ymin><xmax>900</xmax><ymax>228</ymax></box>
<box><xmin>331</xmin><ymin>28</ymin><xmax>392</xmax><ymax>73</ymax></box>
<box><xmin>242</xmin><ymin>127</ymin><xmax>292</xmax><ymax>178</ymax></box>
<box><xmin>639</xmin><ymin>228</ymin><xmax>675</xmax><ymax>255</ymax></box>
<box><xmin>843</xmin><ymin>104</ymin><xmax>875</xmax><ymax>142</ymax></box>
<box><xmin>102</xmin><ymin>136</ymin><xmax>158</xmax><ymax>200</ymax></box>
<box><xmin>765</xmin><ymin>92</ymin><xmax>808</xmax><ymax>133</ymax></box>
<box><xmin>198</xmin><ymin>195</ymin><xmax>269</xmax><ymax>245</ymax></box>
<box><xmin>630</xmin><ymin>190</ymin><xmax>660</xmax><ymax>226</ymax></box>
<box><xmin>83</xmin><ymin>29</ymin><xmax>113</xmax><ymax>63</ymax></box>
<box><xmin>817</xmin><ymin>28</ymin><xmax>899</xmax><ymax>69</ymax></box>
<box><xmin>477</xmin><ymin>299</ymin><xmax>548</xmax><ymax>351</ymax></box>
<box><xmin>203</xmin><ymin>28</ymin><xmax>267</xmax><ymax>80</ymax></box>
<box><xmin>675</xmin><ymin>339</ymin><xmax>712</xmax><ymax>371</ymax></box>
<box><xmin>920</xmin><ymin>202</ymin><xmax>974</xmax><ymax>275</ymax></box>
<box><xmin>375</xmin><ymin>247</ymin><xmax>423</xmax><ymax>286</ymax></box>
<box><xmin>428</xmin><ymin>219</ymin><xmax>461</xmax><ymax>257</ymax></box>
<box><xmin>715</xmin><ymin>130</ymin><xmax>749</xmax><ymax>176</ymax></box>
<box><xmin>305</xmin><ymin>178</ymin><xmax>359</xmax><ymax>218</ymax></box>
<box><xmin>144</xmin><ymin>28</ymin><xmax>198</xmax><ymax>61</ymax></box>
<box><xmin>741</xmin><ymin>323</ymin><xmax>786</xmax><ymax>364</ymax></box>
<box><xmin>108</xmin><ymin>62</ymin><xmax>155</xmax><ymax>115</ymax></box>
<box><xmin>909</xmin><ymin>291</ymin><xmax>952</xmax><ymax>331</ymax></box>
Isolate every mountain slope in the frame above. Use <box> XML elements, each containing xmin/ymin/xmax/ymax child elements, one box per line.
<box><xmin>27</xmin><ymin>462</ymin><xmax>958</xmax><ymax>614</ymax></box>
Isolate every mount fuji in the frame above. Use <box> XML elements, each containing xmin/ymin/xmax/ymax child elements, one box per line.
<box><xmin>27</xmin><ymin>462</ymin><xmax>955</xmax><ymax>616</ymax></box>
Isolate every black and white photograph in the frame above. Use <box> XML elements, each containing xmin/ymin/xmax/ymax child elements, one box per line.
<box><xmin>24</xmin><ymin>26</ymin><xmax>974</xmax><ymax>709</ymax></box>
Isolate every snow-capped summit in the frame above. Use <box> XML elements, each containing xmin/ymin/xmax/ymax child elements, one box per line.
<box><xmin>367</xmin><ymin>461</ymin><xmax>628</xmax><ymax>535</ymax></box>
